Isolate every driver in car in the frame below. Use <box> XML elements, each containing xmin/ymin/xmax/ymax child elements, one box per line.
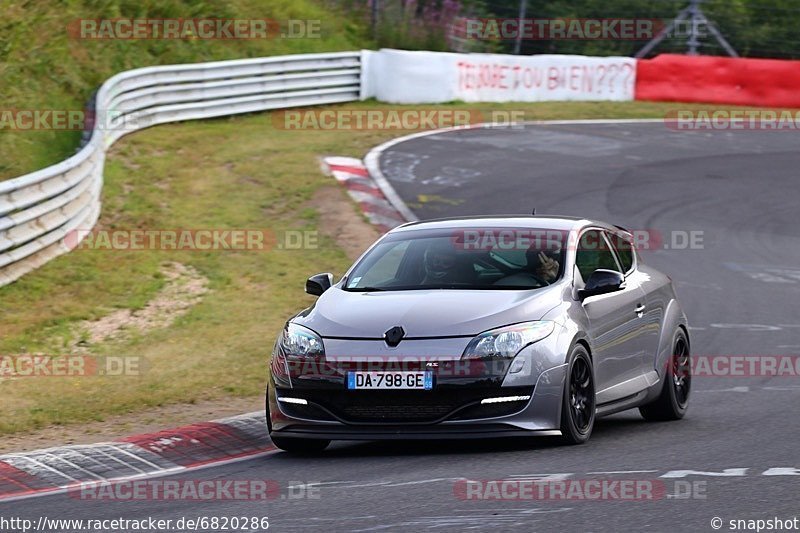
<box><xmin>421</xmin><ymin>242</ymin><xmax>471</xmax><ymax>285</ymax></box>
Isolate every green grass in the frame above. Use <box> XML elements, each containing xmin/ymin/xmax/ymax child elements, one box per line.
<box><xmin>0</xmin><ymin>99</ymin><xmax>777</xmax><ymax>435</ymax></box>
<box><xmin>0</xmin><ymin>0</ymin><xmax>368</xmax><ymax>180</ymax></box>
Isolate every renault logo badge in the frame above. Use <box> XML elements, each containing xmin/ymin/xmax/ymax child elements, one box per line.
<box><xmin>384</xmin><ymin>326</ymin><xmax>405</xmax><ymax>347</ymax></box>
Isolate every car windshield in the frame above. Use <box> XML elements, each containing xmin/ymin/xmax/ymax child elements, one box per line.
<box><xmin>343</xmin><ymin>227</ymin><xmax>566</xmax><ymax>291</ymax></box>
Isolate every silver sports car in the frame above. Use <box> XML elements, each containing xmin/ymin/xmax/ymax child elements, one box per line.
<box><xmin>267</xmin><ymin>216</ymin><xmax>690</xmax><ymax>452</ymax></box>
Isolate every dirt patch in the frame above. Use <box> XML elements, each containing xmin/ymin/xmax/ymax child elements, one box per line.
<box><xmin>308</xmin><ymin>185</ymin><xmax>382</xmax><ymax>261</ymax></box>
<box><xmin>0</xmin><ymin>396</ymin><xmax>263</xmax><ymax>454</ymax></box>
<box><xmin>70</xmin><ymin>262</ymin><xmax>209</xmax><ymax>350</ymax></box>
<box><xmin>1</xmin><ymin>185</ymin><xmax>380</xmax><ymax>454</ymax></box>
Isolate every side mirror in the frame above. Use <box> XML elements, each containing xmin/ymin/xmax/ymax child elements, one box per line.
<box><xmin>578</xmin><ymin>269</ymin><xmax>625</xmax><ymax>299</ymax></box>
<box><xmin>306</xmin><ymin>273</ymin><xmax>334</xmax><ymax>296</ymax></box>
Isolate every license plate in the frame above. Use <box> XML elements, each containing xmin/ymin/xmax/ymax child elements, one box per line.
<box><xmin>347</xmin><ymin>371</ymin><xmax>433</xmax><ymax>390</ymax></box>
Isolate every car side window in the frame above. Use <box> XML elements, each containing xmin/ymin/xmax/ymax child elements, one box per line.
<box><xmin>606</xmin><ymin>232</ymin><xmax>634</xmax><ymax>274</ymax></box>
<box><xmin>575</xmin><ymin>230</ymin><xmax>621</xmax><ymax>281</ymax></box>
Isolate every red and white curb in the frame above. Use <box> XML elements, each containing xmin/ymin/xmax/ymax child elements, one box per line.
<box><xmin>320</xmin><ymin>156</ymin><xmax>410</xmax><ymax>232</ymax></box>
<box><xmin>0</xmin><ymin>411</ymin><xmax>273</xmax><ymax>502</ymax></box>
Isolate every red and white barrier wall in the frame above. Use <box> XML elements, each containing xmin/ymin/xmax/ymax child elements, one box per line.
<box><xmin>362</xmin><ymin>49</ymin><xmax>800</xmax><ymax>108</ymax></box>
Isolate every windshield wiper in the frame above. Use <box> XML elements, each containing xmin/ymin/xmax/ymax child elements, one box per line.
<box><xmin>346</xmin><ymin>286</ymin><xmax>387</xmax><ymax>292</ymax></box>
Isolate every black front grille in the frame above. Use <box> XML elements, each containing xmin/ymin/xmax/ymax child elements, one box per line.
<box><xmin>342</xmin><ymin>403</ymin><xmax>454</xmax><ymax>422</ymax></box>
<box><xmin>281</xmin><ymin>387</ymin><xmax>534</xmax><ymax>424</ymax></box>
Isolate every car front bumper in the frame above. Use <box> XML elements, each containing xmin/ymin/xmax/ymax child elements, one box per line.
<box><xmin>267</xmin><ymin>362</ymin><xmax>568</xmax><ymax>440</ymax></box>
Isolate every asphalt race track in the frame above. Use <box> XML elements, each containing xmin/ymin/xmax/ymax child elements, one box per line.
<box><xmin>4</xmin><ymin>122</ymin><xmax>799</xmax><ymax>531</ymax></box>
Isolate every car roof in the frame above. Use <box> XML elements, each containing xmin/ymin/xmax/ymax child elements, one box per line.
<box><xmin>390</xmin><ymin>215</ymin><xmax>612</xmax><ymax>233</ymax></box>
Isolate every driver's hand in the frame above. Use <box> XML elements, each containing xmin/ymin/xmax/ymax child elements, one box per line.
<box><xmin>536</xmin><ymin>251</ymin><xmax>559</xmax><ymax>280</ymax></box>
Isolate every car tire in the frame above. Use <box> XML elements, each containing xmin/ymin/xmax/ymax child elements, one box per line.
<box><xmin>640</xmin><ymin>328</ymin><xmax>690</xmax><ymax>421</ymax></box>
<box><xmin>559</xmin><ymin>344</ymin><xmax>595</xmax><ymax>445</ymax></box>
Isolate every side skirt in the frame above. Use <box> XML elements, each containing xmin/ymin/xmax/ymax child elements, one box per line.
<box><xmin>595</xmin><ymin>390</ymin><xmax>649</xmax><ymax>418</ymax></box>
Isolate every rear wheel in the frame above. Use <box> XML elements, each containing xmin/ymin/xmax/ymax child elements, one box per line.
<box><xmin>559</xmin><ymin>344</ymin><xmax>595</xmax><ymax>445</ymax></box>
<box><xmin>640</xmin><ymin>328</ymin><xmax>690</xmax><ymax>421</ymax></box>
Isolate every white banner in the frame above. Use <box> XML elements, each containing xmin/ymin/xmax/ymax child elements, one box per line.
<box><xmin>362</xmin><ymin>49</ymin><xmax>636</xmax><ymax>104</ymax></box>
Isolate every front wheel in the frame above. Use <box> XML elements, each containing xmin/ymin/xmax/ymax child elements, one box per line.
<box><xmin>559</xmin><ymin>344</ymin><xmax>595</xmax><ymax>445</ymax></box>
<box><xmin>640</xmin><ymin>328</ymin><xmax>691</xmax><ymax>421</ymax></box>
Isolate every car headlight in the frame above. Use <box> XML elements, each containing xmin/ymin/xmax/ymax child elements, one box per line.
<box><xmin>462</xmin><ymin>321</ymin><xmax>555</xmax><ymax>359</ymax></box>
<box><xmin>280</xmin><ymin>323</ymin><xmax>324</xmax><ymax>358</ymax></box>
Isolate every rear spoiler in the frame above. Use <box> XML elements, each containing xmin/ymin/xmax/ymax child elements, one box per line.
<box><xmin>613</xmin><ymin>224</ymin><xmax>631</xmax><ymax>234</ymax></box>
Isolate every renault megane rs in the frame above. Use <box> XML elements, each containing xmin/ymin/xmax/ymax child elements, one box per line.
<box><xmin>267</xmin><ymin>216</ymin><xmax>690</xmax><ymax>452</ymax></box>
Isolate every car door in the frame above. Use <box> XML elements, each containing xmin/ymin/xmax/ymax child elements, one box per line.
<box><xmin>576</xmin><ymin>229</ymin><xmax>650</xmax><ymax>405</ymax></box>
<box><xmin>606</xmin><ymin>230</ymin><xmax>662</xmax><ymax>381</ymax></box>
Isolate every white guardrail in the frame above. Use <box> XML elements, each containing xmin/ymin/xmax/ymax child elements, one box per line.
<box><xmin>0</xmin><ymin>51</ymin><xmax>362</xmax><ymax>287</ymax></box>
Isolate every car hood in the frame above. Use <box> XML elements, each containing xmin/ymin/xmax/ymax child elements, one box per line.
<box><xmin>292</xmin><ymin>285</ymin><xmax>563</xmax><ymax>338</ymax></box>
